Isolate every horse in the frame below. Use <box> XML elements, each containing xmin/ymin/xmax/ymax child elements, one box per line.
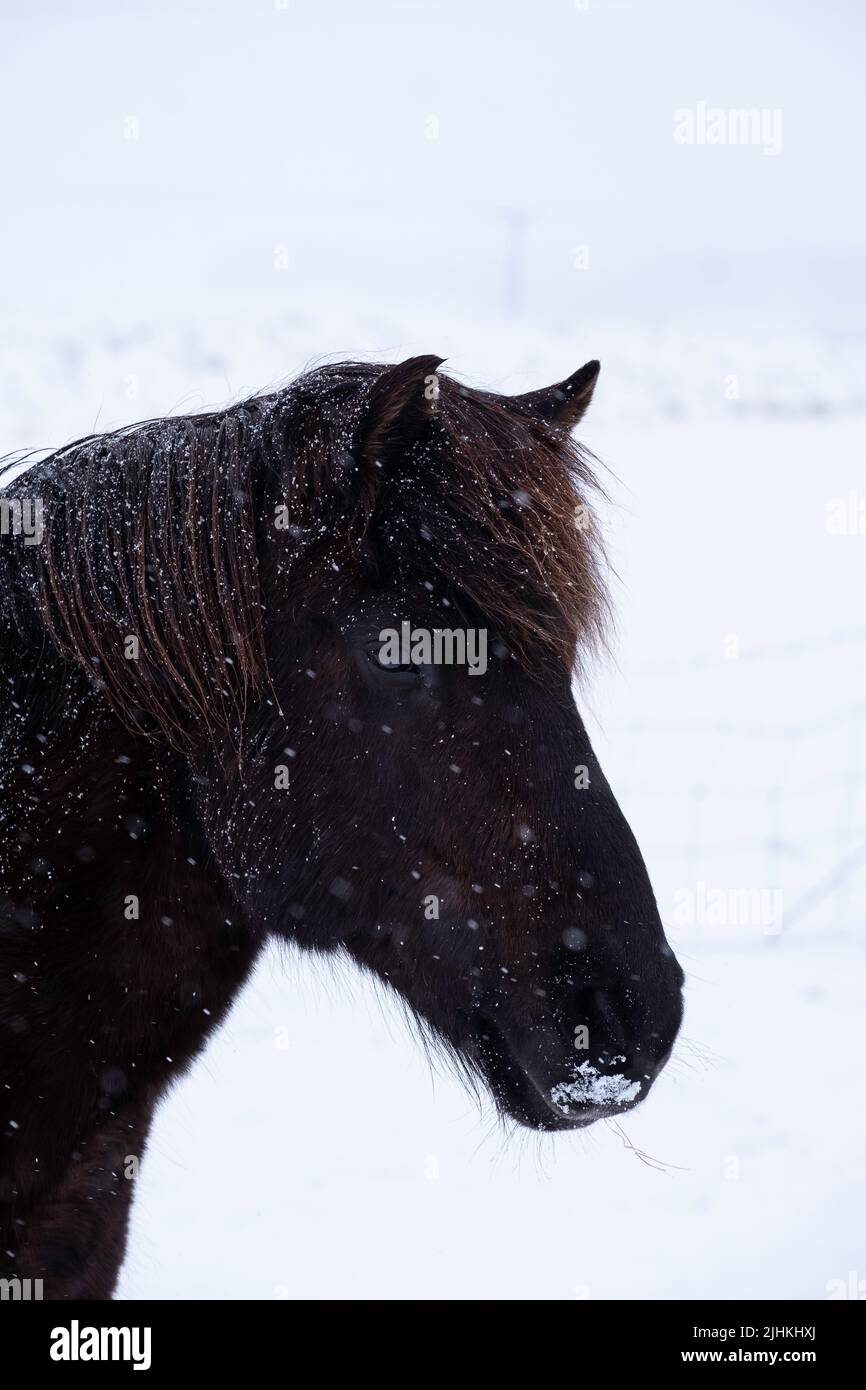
<box><xmin>0</xmin><ymin>354</ymin><xmax>684</xmax><ymax>1299</ymax></box>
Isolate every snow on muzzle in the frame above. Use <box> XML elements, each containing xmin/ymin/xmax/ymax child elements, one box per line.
<box><xmin>475</xmin><ymin>979</ymin><xmax>682</xmax><ymax>1130</ymax></box>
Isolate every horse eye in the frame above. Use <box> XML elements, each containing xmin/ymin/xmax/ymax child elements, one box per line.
<box><xmin>365</xmin><ymin>648</ymin><xmax>418</xmax><ymax>675</ymax></box>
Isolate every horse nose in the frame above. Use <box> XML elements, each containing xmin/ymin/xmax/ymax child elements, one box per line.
<box><xmin>575</xmin><ymin>978</ymin><xmax>682</xmax><ymax>1080</ymax></box>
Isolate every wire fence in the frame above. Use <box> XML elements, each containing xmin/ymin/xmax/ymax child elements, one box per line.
<box><xmin>609</xmin><ymin>627</ymin><xmax>865</xmax><ymax>952</ymax></box>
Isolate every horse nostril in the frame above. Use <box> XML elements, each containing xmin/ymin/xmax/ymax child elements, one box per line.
<box><xmin>591</xmin><ymin>989</ymin><xmax>630</xmax><ymax>1048</ymax></box>
<box><xmin>558</xmin><ymin>971</ymin><xmax>680</xmax><ymax>1089</ymax></box>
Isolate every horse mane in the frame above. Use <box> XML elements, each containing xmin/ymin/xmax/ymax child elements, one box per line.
<box><xmin>1</xmin><ymin>401</ymin><xmax>269</xmax><ymax>750</ymax></box>
<box><xmin>0</xmin><ymin>360</ymin><xmax>610</xmax><ymax>749</ymax></box>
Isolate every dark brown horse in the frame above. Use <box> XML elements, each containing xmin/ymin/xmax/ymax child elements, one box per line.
<box><xmin>0</xmin><ymin>355</ymin><xmax>683</xmax><ymax>1299</ymax></box>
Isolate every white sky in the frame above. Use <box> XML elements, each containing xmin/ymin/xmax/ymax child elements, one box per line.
<box><xmin>2</xmin><ymin>0</ymin><xmax>864</xmax><ymax>323</ymax></box>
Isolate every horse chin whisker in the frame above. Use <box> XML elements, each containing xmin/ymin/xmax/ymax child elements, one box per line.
<box><xmin>603</xmin><ymin>1117</ymin><xmax>692</xmax><ymax>1175</ymax></box>
<box><xmin>668</xmin><ymin>1034</ymin><xmax>722</xmax><ymax>1074</ymax></box>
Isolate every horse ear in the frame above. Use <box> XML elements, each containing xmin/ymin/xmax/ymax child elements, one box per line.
<box><xmin>511</xmin><ymin>360</ymin><xmax>600</xmax><ymax>431</ymax></box>
<box><xmin>356</xmin><ymin>355</ymin><xmax>446</xmax><ymax>469</ymax></box>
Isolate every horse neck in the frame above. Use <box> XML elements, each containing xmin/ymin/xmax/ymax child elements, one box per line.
<box><xmin>0</xmin><ymin>614</ymin><xmax>264</xmax><ymax>1043</ymax></box>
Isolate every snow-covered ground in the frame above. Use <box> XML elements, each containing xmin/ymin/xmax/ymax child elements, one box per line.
<box><xmin>113</xmin><ymin>945</ymin><xmax>864</xmax><ymax>1301</ymax></box>
<box><xmin>4</xmin><ymin>307</ymin><xmax>863</xmax><ymax>1301</ymax></box>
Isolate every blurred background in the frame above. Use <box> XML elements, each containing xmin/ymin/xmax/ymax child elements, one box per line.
<box><xmin>2</xmin><ymin>0</ymin><xmax>864</xmax><ymax>1299</ymax></box>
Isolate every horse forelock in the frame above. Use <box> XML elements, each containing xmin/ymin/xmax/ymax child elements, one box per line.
<box><xmin>281</xmin><ymin>361</ymin><xmax>612</xmax><ymax>675</ymax></box>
